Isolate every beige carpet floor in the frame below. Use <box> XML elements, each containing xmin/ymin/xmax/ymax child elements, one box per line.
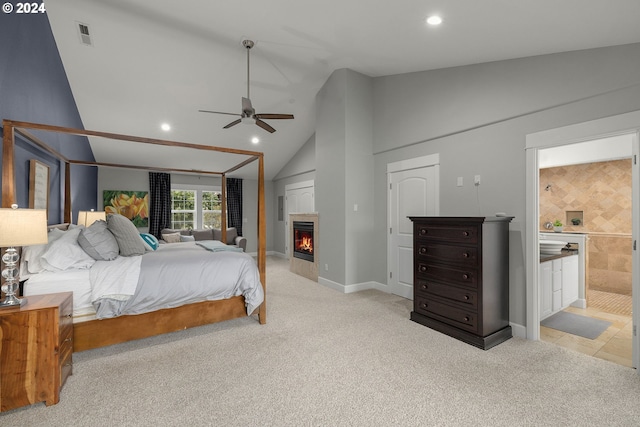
<box><xmin>2</xmin><ymin>256</ymin><xmax>640</xmax><ymax>426</ymax></box>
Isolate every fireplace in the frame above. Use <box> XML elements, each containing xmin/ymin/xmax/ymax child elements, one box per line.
<box><xmin>293</xmin><ymin>221</ymin><xmax>314</xmax><ymax>262</ymax></box>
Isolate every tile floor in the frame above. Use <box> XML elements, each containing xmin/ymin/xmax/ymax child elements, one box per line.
<box><xmin>540</xmin><ymin>292</ymin><xmax>633</xmax><ymax>368</ymax></box>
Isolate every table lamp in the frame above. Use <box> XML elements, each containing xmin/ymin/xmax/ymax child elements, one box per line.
<box><xmin>77</xmin><ymin>209</ymin><xmax>106</xmax><ymax>227</ymax></box>
<box><xmin>0</xmin><ymin>205</ymin><xmax>48</xmax><ymax>308</ymax></box>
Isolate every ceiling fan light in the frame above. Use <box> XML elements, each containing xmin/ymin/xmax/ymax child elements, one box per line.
<box><xmin>241</xmin><ymin>116</ymin><xmax>256</xmax><ymax>125</ymax></box>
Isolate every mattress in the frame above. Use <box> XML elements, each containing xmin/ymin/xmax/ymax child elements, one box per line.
<box><xmin>23</xmin><ymin>269</ymin><xmax>97</xmax><ymax>322</ymax></box>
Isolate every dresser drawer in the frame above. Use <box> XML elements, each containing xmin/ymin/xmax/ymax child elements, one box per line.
<box><xmin>415</xmin><ymin>279</ymin><xmax>478</xmax><ymax>309</ymax></box>
<box><xmin>416</xmin><ymin>262</ymin><xmax>478</xmax><ymax>289</ymax></box>
<box><xmin>415</xmin><ymin>242</ymin><xmax>478</xmax><ymax>266</ymax></box>
<box><xmin>414</xmin><ymin>295</ymin><xmax>478</xmax><ymax>333</ymax></box>
<box><xmin>415</xmin><ymin>224</ymin><xmax>479</xmax><ymax>244</ymax></box>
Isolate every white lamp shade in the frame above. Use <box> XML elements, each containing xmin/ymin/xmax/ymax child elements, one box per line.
<box><xmin>0</xmin><ymin>208</ymin><xmax>48</xmax><ymax>246</ymax></box>
<box><xmin>77</xmin><ymin>210</ymin><xmax>106</xmax><ymax>227</ymax></box>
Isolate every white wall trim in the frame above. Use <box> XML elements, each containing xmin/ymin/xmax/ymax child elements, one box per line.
<box><xmin>510</xmin><ymin>322</ymin><xmax>526</xmax><ymax>339</ymax></box>
<box><xmin>318</xmin><ymin>276</ymin><xmax>387</xmax><ymax>294</ymax></box>
<box><xmin>284</xmin><ymin>180</ymin><xmax>315</xmax><ymax>192</ymax></box>
<box><xmin>387</xmin><ymin>153</ymin><xmax>440</xmax><ymax>173</ymax></box>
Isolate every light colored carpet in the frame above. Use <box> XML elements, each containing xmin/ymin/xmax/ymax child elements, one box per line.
<box><xmin>2</xmin><ymin>256</ymin><xmax>640</xmax><ymax>426</ymax></box>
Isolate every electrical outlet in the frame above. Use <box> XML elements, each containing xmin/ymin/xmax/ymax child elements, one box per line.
<box><xmin>324</xmin><ymin>264</ymin><xmax>329</xmax><ymax>271</ymax></box>
<box><xmin>457</xmin><ymin>177</ymin><xmax>463</xmax><ymax>187</ymax></box>
<box><xmin>474</xmin><ymin>175</ymin><xmax>481</xmax><ymax>185</ymax></box>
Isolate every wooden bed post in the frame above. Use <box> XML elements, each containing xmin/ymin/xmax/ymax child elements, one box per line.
<box><xmin>221</xmin><ymin>173</ymin><xmax>227</xmax><ymax>243</ymax></box>
<box><xmin>1</xmin><ymin>121</ymin><xmax>16</xmax><ymax>208</ymax></box>
<box><xmin>257</xmin><ymin>154</ymin><xmax>266</xmax><ymax>324</ymax></box>
<box><xmin>64</xmin><ymin>162</ymin><xmax>72</xmax><ymax>224</ymax></box>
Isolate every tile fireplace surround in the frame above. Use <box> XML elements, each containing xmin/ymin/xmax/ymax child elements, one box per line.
<box><xmin>290</xmin><ymin>213</ymin><xmax>318</xmax><ymax>281</ymax></box>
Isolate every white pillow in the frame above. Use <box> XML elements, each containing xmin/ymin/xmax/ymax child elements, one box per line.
<box><xmin>20</xmin><ymin>228</ymin><xmax>66</xmax><ymax>275</ymax></box>
<box><xmin>162</xmin><ymin>232</ymin><xmax>181</xmax><ymax>243</ymax></box>
<box><xmin>41</xmin><ymin>227</ymin><xmax>96</xmax><ymax>272</ymax></box>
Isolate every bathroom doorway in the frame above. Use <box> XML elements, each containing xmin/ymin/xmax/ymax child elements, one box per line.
<box><xmin>538</xmin><ymin>136</ymin><xmax>633</xmax><ymax>367</ymax></box>
<box><xmin>524</xmin><ymin>110</ymin><xmax>640</xmax><ymax>372</ymax></box>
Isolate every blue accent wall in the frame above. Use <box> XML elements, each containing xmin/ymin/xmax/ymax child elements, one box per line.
<box><xmin>0</xmin><ymin>11</ymin><xmax>97</xmax><ymax>224</ymax></box>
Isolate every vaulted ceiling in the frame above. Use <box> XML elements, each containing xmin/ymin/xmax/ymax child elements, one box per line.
<box><xmin>46</xmin><ymin>0</ymin><xmax>640</xmax><ymax>179</ymax></box>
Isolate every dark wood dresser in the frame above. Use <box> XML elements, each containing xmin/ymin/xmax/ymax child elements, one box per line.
<box><xmin>409</xmin><ymin>216</ymin><xmax>513</xmax><ymax>350</ymax></box>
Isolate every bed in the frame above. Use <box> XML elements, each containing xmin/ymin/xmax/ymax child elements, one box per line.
<box><xmin>1</xmin><ymin>120</ymin><xmax>267</xmax><ymax>352</ymax></box>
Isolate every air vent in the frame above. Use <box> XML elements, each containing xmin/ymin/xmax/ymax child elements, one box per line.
<box><xmin>76</xmin><ymin>22</ymin><xmax>92</xmax><ymax>46</ymax></box>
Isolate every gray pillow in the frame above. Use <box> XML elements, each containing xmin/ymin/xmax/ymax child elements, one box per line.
<box><xmin>106</xmin><ymin>214</ymin><xmax>146</xmax><ymax>256</ymax></box>
<box><xmin>77</xmin><ymin>220</ymin><xmax>119</xmax><ymax>260</ymax></box>
<box><xmin>192</xmin><ymin>229</ymin><xmax>214</xmax><ymax>241</ymax></box>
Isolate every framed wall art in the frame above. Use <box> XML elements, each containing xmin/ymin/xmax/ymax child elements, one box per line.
<box><xmin>29</xmin><ymin>159</ymin><xmax>49</xmax><ymax>213</ymax></box>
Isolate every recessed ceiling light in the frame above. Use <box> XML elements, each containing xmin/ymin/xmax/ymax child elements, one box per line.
<box><xmin>161</xmin><ymin>123</ymin><xmax>171</xmax><ymax>131</ymax></box>
<box><xmin>251</xmin><ymin>137</ymin><xmax>260</xmax><ymax>144</ymax></box>
<box><xmin>426</xmin><ymin>15</ymin><xmax>442</xmax><ymax>26</ymax></box>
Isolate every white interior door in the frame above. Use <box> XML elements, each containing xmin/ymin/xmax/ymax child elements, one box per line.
<box><xmin>388</xmin><ymin>165</ymin><xmax>438</xmax><ymax>299</ymax></box>
<box><xmin>285</xmin><ymin>181</ymin><xmax>314</xmax><ymax>258</ymax></box>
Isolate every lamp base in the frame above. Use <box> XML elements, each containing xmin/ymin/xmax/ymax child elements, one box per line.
<box><xmin>0</xmin><ymin>296</ymin><xmax>27</xmax><ymax>309</ymax></box>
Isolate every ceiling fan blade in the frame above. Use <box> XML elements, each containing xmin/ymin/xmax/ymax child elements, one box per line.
<box><xmin>255</xmin><ymin>113</ymin><xmax>294</xmax><ymax>120</ymax></box>
<box><xmin>198</xmin><ymin>109</ymin><xmax>241</xmax><ymax>117</ymax></box>
<box><xmin>223</xmin><ymin>119</ymin><xmax>242</xmax><ymax>129</ymax></box>
<box><xmin>255</xmin><ymin>119</ymin><xmax>276</xmax><ymax>133</ymax></box>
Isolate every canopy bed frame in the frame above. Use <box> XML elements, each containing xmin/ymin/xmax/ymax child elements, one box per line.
<box><xmin>1</xmin><ymin>119</ymin><xmax>267</xmax><ymax>352</ymax></box>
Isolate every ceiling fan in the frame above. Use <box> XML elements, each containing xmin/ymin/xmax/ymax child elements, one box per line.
<box><xmin>198</xmin><ymin>40</ymin><xmax>294</xmax><ymax>133</ymax></box>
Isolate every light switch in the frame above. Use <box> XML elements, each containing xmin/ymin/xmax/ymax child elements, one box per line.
<box><xmin>457</xmin><ymin>177</ymin><xmax>463</xmax><ymax>187</ymax></box>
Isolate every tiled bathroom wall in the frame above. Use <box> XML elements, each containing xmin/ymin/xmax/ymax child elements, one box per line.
<box><xmin>540</xmin><ymin>159</ymin><xmax>632</xmax><ymax>295</ymax></box>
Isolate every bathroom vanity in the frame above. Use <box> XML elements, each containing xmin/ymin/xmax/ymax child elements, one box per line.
<box><xmin>539</xmin><ymin>232</ymin><xmax>587</xmax><ymax>318</ymax></box>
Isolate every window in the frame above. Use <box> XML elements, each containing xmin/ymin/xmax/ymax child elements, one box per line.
<box><xmin>171</xmin><ymin>187</ymin><xmax>221</xmax><ymax>230</ymax></box>
<box><xmin>202</xmin><ymin>190</ymin><xmax>222</xmax><ymax>229</ymax></box>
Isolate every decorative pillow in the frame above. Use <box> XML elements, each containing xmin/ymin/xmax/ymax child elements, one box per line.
<box><xmin>160</xmin><ymin>228</ymin><xmax>191</xmax><ymax>236</ymax></box>
<box><xmin>192</xmin><ymin>229</ymin><xmax>214</xmax><ymax>241</ymax></box>
<box><xmin>140</xmin><ymin>233</ymin><xmax>159</xmax><ymax>250</ymax></box>
<box><xmin>106</xmin><ymin>213</ymin><xmax>146</xmax><ymax>256</ymax></box>
<box><xmin>77</xmin><ymin>220</ymin><xmax>119</xmax><ymax>261</ymax></box>
<box><xmin>21</xmin><ymin>228</ymin><xmax>66</xmax><ymax>275</ymax></box>
<box><xmin>180</xmin><ymin>235</ymin><xmax>195</xmax><ymax>242</ymax></box>
<box><xmin>41</xmin><ymin>227</ymin><xmax>96</xmax><ymax>272</ymax></box>
<box><xmin>162</xmin><ymin>232</ymin><xmax>181</xmax><ymax>243</ymax></box>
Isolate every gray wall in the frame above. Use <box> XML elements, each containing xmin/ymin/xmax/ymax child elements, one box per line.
<box><xmin>275</xmin><ymin>42</ymin><xmax>640</xmax><ymax>330</ymax></box>
<box><xmin>371</xmin><ymin>43</ymin><xmax>640</xmax><ymax>328</ymax></box>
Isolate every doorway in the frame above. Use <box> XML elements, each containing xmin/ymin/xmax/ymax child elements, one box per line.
<box><xmin>525</xmin><ymin>110</ymin><xmax>640</xmax><ymax>371</ymax></box>
<box><xmin>538</xmin><ymin>137</ymin><xmax>633</xmax><ymax>366</ymax></box>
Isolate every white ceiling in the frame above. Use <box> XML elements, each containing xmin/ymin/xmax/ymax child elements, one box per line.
<box><xmin>45</xmin><ymin>0</ymin><xmax>640</xmax><ymax>180</ymax></box>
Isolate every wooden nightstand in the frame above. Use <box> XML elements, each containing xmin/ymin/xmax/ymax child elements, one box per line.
<box><xmin>0</xmin><ymin>292</ymin><xmax>73</xmax><ymax>412</ymax></box>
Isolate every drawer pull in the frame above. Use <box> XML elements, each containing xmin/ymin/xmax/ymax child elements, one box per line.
<box><xmin>462</xmin><ymin>231</ymin><xmax>469</xmax><ymax>237</ymax></box>
<box><xmin>462</xmin><ymin>252</ymin><xmax>469</xmax><ymax>258</ymax></box>
<box><xmin>420</xmin><ymin>229</ymin><xmax>427</xmax><ymax>235</ymax></box>
<box><xmin>464</xmin><ymin>316</ymin><xmax>470</xmax><ymax>322</ymax></box>
<box><xmin>420</xmin><ymin>302</ymin><xmax>428</xmax><ymax>309</ymax></box>
<box><xmin>419</xmin><ymin>247</ymin><xmax>427</xmax><ymax>254</ymax></box>
<box><xmin>420</xmin><ymin>283</ymin><xmax>428</xmax><ymax>290</ymax></box>
<box><xmin>420</xmin><ymin>266</ymin><xmax>428</xmax><ymax>272</ymax></box>
<box><xmin>462</xmin><ymin>273</ymin><xmax>469</xmax><ymax>280</ymax></box>
<box><xmin>463</xmin><ymin>295</ymin><xmax>470</xmax><ymax>300</ymax></box>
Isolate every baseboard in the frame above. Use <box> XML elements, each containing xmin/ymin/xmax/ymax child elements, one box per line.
<box><xmin>510</xmin><ymin>322</ymin><xmax>526</xmax><ymax>339</ymax></box>
<box><xmin>571</xmin><ymin>298</ymin><xmax>587</xmax><ymax>309</ymax></box>
<box><xmin>317</xmin><ymin>277</ymin><xmax>386</xmax><ymax>294</ymax></box>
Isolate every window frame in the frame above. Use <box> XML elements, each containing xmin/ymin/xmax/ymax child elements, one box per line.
<box><xmin>171</xmin><ymin>184</ymin><xmax>222</xmax><ymax>230</ymax></box>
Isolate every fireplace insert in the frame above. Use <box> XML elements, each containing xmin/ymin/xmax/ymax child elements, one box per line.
<box><xmin>293</xmin><ymin>221</ymin><xmax>314</xmax><ymax>262</ymax></box>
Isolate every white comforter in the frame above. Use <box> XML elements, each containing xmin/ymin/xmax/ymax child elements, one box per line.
<box><xmin>28</xmin><ymin>242</ymin><xmax>264</xmax><ymax>320</ymax></box>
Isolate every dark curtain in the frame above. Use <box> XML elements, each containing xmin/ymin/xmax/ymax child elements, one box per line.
<box><xmin>149</xmin><ymin>172</ymin><xmax>172</xmax><ymax>238</ymax></box>
<box><xmin>226</xmin><ymin>178</ymin><xmax>243</xmax><ymax>236</ymax></box>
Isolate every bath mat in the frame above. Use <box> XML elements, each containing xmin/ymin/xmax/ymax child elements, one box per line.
<box><xmin>541</xmin><ymin>311</ymin><xmax>611</xmax><ymax>340</ymax></box>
